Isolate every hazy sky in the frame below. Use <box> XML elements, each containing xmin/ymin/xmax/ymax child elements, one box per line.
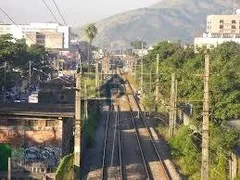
<box><xmin>0</xmin><ymin>0</ymin><xmax>160</xmax><ymax>26</ymax></box>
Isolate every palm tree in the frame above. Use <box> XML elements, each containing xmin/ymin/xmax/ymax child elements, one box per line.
<box><xmin>84</xmin><ymin>23</ymin><xmax>98</xmax><ymax>63</ymax></box>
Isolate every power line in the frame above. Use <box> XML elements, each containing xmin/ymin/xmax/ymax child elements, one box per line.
<box><xmin>0</xmin><ymin>7</ymin><xmax>18</xmax><ymax>25</ymax></box>
<box><xmin>51</xmin><ymin>0</ymin><xmax>67</xmax><ymax>25</ymax></box>
<box><xmin>0</xmin><ymin>6</ymin><xmax>36</xmax><ymax>43</ymax></box>
<box><xmin>41</xmin><ymin>0</ymin><xmax>60</xmax><ymax>24</ymax></box>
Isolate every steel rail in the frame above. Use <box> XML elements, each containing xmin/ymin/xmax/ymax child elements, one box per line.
<box><xmin>123</xmin><ymin>83</ymin><xmax>151</xmax><ymax>179</ymax></box>
<box><xmin>126</xmin><ymin>79</ymin><xmax>171</xmax><ymax>180</ymax></box>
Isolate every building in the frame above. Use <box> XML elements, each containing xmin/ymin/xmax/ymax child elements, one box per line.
<box><xmin>194</xmin><ymin>10</ymin><xmax>240</xmax><ymax>48</ymax></box>
<box><xmin>38</xmin><ymin>77</ymin><xmax>75</xmax><ymax>104</ymax></box>
<box><xmin>0</xmin><ymin>23</ymin><xmax>69</xmax><ymax>49</ymax></box>
<box><xmin>132</xmin><ymin>48</ymin><xmax>148</xmax><ymax>57</ymax></box>
<box><xmin>0</xmin><ymin>104</ymin><xmax>74</xmax><ymax>179</ymax></box>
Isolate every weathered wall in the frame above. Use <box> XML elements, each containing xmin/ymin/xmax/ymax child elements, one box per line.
<box><xmin>62</xmin><ymin>117</ymin><xmax>74</xmax><ymax>156</ymax></box>
<box><xmin>0</xmin><ymin>118</ymin><xmax>66</xmax><ymax>172</ymax></box>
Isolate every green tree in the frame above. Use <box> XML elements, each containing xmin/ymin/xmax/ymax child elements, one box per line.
<box><xmin>27</xmin><ymin>44</ymin><xmax>52</xmax><ymax>81</ymax></box>
<box><xmin>139</xmin><ymin>41</ymin><xmax>240</xmax><ymax>178</ymax></box>
<box><xmin>84</xmin><ymin>23</ymin><xmax>98</xmax><ymax>63</ymax></box>
<box><xmin>130</xmin><ymin>40</ymin><xmax>147</xmax><ymax>49</ymax></box>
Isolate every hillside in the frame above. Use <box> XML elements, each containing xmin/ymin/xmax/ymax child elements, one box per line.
<box><xmin>73</xmin><ymin>0</ymin><xmax>239</xmax><ymax>47</ymax></box>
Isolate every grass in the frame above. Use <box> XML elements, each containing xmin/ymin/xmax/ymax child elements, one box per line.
<box><xmin>125</xmin><ymin>74</ymin><xmax>139</xmax><ymax>90</ymax></box>
<box><xmin>83</xmin><ymin>104</ymin><xmax>100</xmax><ymax>148</ymax></box>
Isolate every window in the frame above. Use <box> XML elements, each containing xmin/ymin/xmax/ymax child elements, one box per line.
<box><xmin>46</xmin><ymin>120</ymin><xmax>55</xmax><ymax>127</ymax></box>
<box><xmin>25</xmin><ymin>120</ymin><xmax>38</xmax><ymax>127</ymax></box>
<box><xmin>7</xmin><ymin>119</ymin><xmax>22</xmax><ymax>126</ymax></box>
<box><xmin>0</xmin><ymin>120</ymin><xmax>7</xmax><ymax>126</ymax></box>
<box><xmin>220</xmin><ymin>20</ymin><xmax>224</xmax><ymax>23</ymax></box>
<box><xmin>219</xmin><ymin>25</ymin><xmax>224</xmax><ymax>29</ymax></box>
<box><xmin>232</xmin><ymin>25</ymin><xmax>236</xmax><ymax>29</ymax></box>
<box><xmin>41</xmin><ymin>168</ymin><xmax>45</xmax><ymax>172</ymax></box>
<box><xmin>232</xmin><ymin>20</ymin><xmax>236</xmax><ymax>24</ymax></box>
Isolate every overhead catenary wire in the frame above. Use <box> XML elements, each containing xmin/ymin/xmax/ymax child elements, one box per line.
<box><xmin>51</xmin><ymin>0</ymin><xmax>67</xmax><ymax>25</ymax></box>
<box><xmin>41</xmin><ymin>0</ymin><xmax>61</xmax><ymax>24</ymax></box>
<box><xmin>0</xmin><ymin>6</ymin><xmax>36</xmax><ymax>43</ymax></box>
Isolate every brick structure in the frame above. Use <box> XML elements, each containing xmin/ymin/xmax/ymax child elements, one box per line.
<box><xmin>0</xmin><ymin>104</ymin><xmax>74</xmax><ymax>179</ymax></box>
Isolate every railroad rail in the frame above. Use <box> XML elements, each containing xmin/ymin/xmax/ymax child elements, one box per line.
<box><xmin>101</xmin><ymin>89</ymin><xmax>123</xmax><ymax>179</ymax></box>
<box><xmin>124</xmin><ymin>77</ymin><xmax>171</xmax><ymax>180</ymax></box>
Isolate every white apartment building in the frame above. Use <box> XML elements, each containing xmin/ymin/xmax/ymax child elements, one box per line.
<box><xmin>194</xmin><ymin>9</ymin><xmax>240</xmax><ymax>48</ymax></box>
<box><xmin>0</xmin><ymin>23</ymin><xmax>70</xmax><ymax>49</ymax></box>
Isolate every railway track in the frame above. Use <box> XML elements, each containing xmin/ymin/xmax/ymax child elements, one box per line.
<box><xmin>101</xmin><ymin>104</ymin><xmax>124</xmax><ymax>180</ymax></box>
<box><xmin>123</xmin><ymin>78</ymin><xmax>171</xmax><ymax>180</ymax></box>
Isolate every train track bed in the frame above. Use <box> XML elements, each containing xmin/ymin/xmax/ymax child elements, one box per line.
<box><xmin>101</xmin><ymin>105</ymin><xmax>123</xmax><ymax>180</ymax></box>
<box><xmin>124</xmin><ymin>81</ymin><xmax>171</xmax><ymax>180</ymax></box>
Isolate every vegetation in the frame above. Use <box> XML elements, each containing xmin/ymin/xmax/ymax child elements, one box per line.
<box><xmin>138</xmin><ymin>41</ymin><xmax>240</xmax><ymax>179</ymax></box>
<box><xmin>84</xmin><ymin>23</ymin><xmax>98</xmax><ymax>62</ymax></box>
<box><xmin>0</xmin><ymin>144</ymin><xmax>11</xmax><ymax>171</ymax></box>
<box><xmin>0</xmin><ymin>34</ymin><xmax>52</xmax><ymax>90</ymax></box>
<box><xmin>83</xmin><ymin>104</ymin><xmax>100</xmax><ymax>148</ymax></box>
<box><xmin>56</xmin><ymin>153</ymin><xmax>74</xmax><ymax>180</ymax></box>
<box><xmin>73</xmin><ymin>0</ymin><xmax>236</xmax><ymax>46</ymax></box>
<box><xmin>130</xmin><ymin>40</ymin><xmax>147</xmax><ymax>49</ymax></box>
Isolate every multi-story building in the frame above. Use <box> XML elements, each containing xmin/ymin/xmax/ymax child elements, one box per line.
<box><xmin>194</xmin><ymin>9</ymin><xmax>240</xmax><ymax>48</ymax></box>
<box><xmin>0</xmin><ymin>23</ymin><xmax>69</xmax><ymax>49</ymax></box>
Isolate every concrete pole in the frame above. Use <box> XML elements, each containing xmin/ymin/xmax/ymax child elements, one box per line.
<box><xmin>173</xmin><ymin>79</ymin><xmax>178</xmax><ymax>135</ymax></box>
<box><xmin>95</xmin><ymin>59</ymin><xmax>99</xmax><ymax>89</ymax></box>
<box><xmin>84</xmin><ymin>84</ymin><xmax>88</xmax><ymax>120</ymax></box>
<box><xmin>140</xmin><ymin>57</ymin><xmax>143</xmax><ymax>93</ymax></box>
<box><xmin>74</xmin><ymin>72</ymin><xmax>81</xmax><ymax>180</ymax></box>
<box><xmin>100</xmin><ymin>66</ymin><xmax>103</xmax><ymax>86</ymax></box>
<box><xmin>155</xmin><ymin>54</ymin><xmax>160</xmax><ymax>101</ymax></box>
<box><xmin>29</xmin><ymin>60</ymin><xmax>32</xmax><ymax>86</ymax></box>
<box><xmin>201</xmin><ymin>54</ymin><xmax>210</xmax><ymax>180</ymax></box>
<box><xmin>140</xmin><ymin>42</ymin><xmax>144</xmax><ymax>93</ymax></box>
<box><xmin>3</xmin><ymin>61</ymin><xmax>7</xmax><ymax>104</ymax></box>
<box><xmin>169</xmin><ymin>73</ymin><xmax>177</xmax><ymax>137</ymax></box>
<box><xmin>8</xmin><ymin>157</ymin><xmax>11</xmax><ymax>180</ymax></box>
<box><xmin>169</xmin><ymin>73</ymin><xmax>175</xmax><ymax>137</ymax></box>
<box><xmin>150</xmin><ymin>69</ymin><xmax>152</xmax><ymax>91</ymax></box>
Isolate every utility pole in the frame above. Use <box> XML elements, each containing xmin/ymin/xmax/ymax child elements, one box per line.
<box><xmin>84</xmin><ymin>83</ymin><xmax>88</xmax><ymax>120</ymax></box>
<box><xmin>174</xmin><ymin>79</ymin><xmax>178</xmax><ymax>135</ymax></box>
<box><xmin>74</xmin><ymin>71</ymin><xmax>81</xmax><ymax>180</ymax></box>
<box><xmin>29</xmin><ymin>60</ymin><xmax>32</xmax><ymax>86</ymax></box>
<box><xmin>140</xmin><ymin>42</ymin><xmax>144</xmax><ymax>93</ymax></box>
<box><xmin>100</xmin><ymin>66</ymin><xmax>103</xmax><ymax>86</ymax></box>
<box><xmin>95</xmin><ymin>59</ymin><xmax>99</xmax><ymax>91</ymax></box>
<box><xmin>169</xmin><ymin>73</ymin><xmax>177</xmax><ymax>137</ymax></box>
<box><xmin>155</xmin><ymin>54</ymin><xmax>160</xmax><ymax>101</ymax></box>
<box><xmin>201</xmin><ymin>54</ymin><xmax>210</xmax><ymax>180</ymax></box>
<box><xmin>8</xmin><ymin>157</ymin><xmax>11</xmax><ymax>180</ymax></box>
<box><xmin>3</xmin><ymin>61</ymin><xmax>7</xmax><ymax>104</ymax></box>
<box><xmin>149</xmin><ymin>69</ymin><xmax>152</xmax><ymax>91</ymax></box>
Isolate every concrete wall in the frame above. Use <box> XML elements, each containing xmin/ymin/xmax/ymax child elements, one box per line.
<box><xmin>45</xmin><ymin>32</ymin><xmax>64</xmax><ymax>49</ymax></box>
<box><xmin>0</xmin><ymin>117</ymin><xmax>73</xmax><ymax>176</ymax></box>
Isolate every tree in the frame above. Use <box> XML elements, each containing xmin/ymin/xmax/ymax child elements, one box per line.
<box><xmin>130</xmin><ymin>40</ymin><xmax>147</xmax><ymax>49</ymax></box>
<box><xmin>140</xmin><ymin>41</ymin><xmax>240</xmax><ymax>179</ymax></box>
<box><xmin>27</xmin><ymin>44</ymin><xmax>53</xmax><ymax>81</ymax></box>
<box><xmin>84</xmin><ymin>23</ymin><xmax>98</xmax><ymax>63</ymax></box>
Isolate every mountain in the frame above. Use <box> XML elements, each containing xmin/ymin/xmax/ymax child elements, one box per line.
<box><xmin>73</xmin><ymin>0</ymin><xmax>239</xmax><ymax>47</ymax></box>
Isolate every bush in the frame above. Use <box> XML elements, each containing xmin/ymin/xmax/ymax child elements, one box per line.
<box><xmin>170</xmin><ymin>126</ymin><xmax>201</xmax><ymax>178</ymax></box>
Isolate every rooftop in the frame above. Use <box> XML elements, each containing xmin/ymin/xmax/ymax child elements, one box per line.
<box><xmin>0</xmin><ymin>103</ymin><xmax>75</xmax><ymax>118</ymax></box>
